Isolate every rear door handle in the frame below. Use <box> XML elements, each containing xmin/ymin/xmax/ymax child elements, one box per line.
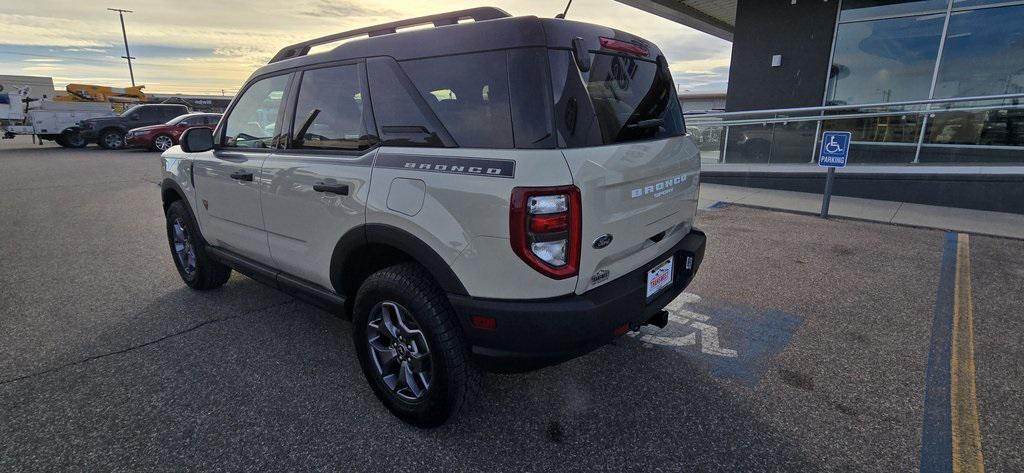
<box><xmin>313</xmin><ymin>183</ymin><xmax>349</xmax><ymax>195</ymax></box>
<box><xmin>230</xmin><ymin>170</ymin><xmax>254</xmax><ymax>182</ymax></box>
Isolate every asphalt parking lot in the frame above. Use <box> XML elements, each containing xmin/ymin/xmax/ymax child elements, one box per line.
<box><xmin>1</xmin><ymin>137</ymin><xmax>1022</xmax><ymax>472</ymax></box>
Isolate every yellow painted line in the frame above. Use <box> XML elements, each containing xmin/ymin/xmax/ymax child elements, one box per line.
<box><xmin>951</xmin><ymin>233</ymin><xmax>984</xmax><ymax>473</ymax></box>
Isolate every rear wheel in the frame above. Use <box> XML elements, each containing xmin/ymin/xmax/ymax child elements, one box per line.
<box><xmin>152</xmin><ymin>134</ymin><xmax>174</xmax><ymax>152</ymax></box>
<box><xmin>353</xmin><ymin>263</ymin><xmax>478</xmax><ymax>427</ymax></box>
<box><xmin>165</xmin><ymin>200</ymin><xmax>231</xmax><ymax>290</ymax></box>
<box><xmin>98</xmin><ymin>129</ymin><xmax>125</xmax><ymax>149</ymax></box>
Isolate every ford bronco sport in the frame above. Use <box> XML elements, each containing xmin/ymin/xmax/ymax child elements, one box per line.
<box><xmin>160</xmin><ymin>7</ymin><xmax>706</xmax><ymax>427</ymax></box>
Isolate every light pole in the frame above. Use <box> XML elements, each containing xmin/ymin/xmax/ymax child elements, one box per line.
<box><xmin>107</xmin><ymin>8</ymin><xmax>136</xmax><ymax>87</ymax></box>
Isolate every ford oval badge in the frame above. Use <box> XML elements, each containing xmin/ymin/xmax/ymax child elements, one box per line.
<box><xmin>593</xmin><ymin>234</ymin><xmax>613</xmax><ymax>249</ymax></box>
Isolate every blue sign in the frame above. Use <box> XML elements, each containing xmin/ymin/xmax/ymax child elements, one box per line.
<box><xmin>819</xmin><ymin>131</ymin><xmax>852</xmax><ymax>168</ymax></box>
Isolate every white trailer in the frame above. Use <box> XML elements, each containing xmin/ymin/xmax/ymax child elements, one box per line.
<box><xmin>1</xmin><ymin>85</ymin><xmax>116</xmax><ymax>147</ymax></box>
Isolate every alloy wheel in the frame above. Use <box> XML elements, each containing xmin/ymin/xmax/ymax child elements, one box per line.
<box><xmin>154</xmin><ymin>135</ymin><xmax>174</xmax><ymax>151</ymax></box>
<box><xmin>366</xmin><ymin>301</ymin><xmax>433</xmax><ymax>401</ymax></box>
<box><xmin>172</xmin><ymin>217</ymin><xmax>196</xmax><ymax>277</ymax></box>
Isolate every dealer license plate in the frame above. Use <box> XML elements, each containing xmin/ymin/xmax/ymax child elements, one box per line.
<box><xmin>646</xmin><ymin>257</ymin><xmax>674</xmax><ymax>299</ymax></box>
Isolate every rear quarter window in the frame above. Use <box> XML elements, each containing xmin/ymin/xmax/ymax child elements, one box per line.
<box><xmin>400</xmin><ymin>51</ymin><xmax>514</xmax><ymax>149</ymax></box>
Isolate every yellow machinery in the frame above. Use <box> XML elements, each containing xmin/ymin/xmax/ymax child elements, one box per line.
<box><xmin>54</xmin><ymin>83</ymin><xmax>147</xmax><ymax>104</ymax></box>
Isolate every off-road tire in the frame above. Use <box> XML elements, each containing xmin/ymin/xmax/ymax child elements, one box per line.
<box><xmin>165</xmin><ymin>200</ymin><xmax>231</xmax><ymax>290</ymax></box>
<box><xmin>353</xmin><ymin>263</ymin><xmax>480</xmax><ymax>427</ymax></box>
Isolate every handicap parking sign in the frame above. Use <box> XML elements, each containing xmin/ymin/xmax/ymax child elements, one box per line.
<box><xmin>819</xmin><ymin>131</ymin><xmax>852</xmax><ymax>168</ymax></box>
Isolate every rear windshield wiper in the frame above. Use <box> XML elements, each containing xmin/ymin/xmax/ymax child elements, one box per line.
<box><xmin>626</xmin><ymin>118</ymin><xmax>664</xmax><ymax>129</ymax></box>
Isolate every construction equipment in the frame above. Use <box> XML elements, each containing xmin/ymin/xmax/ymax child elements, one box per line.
<box><xmin>54</xmin><ymin>83</ymin><xmax>147</xmax><ymax>103</ymax></box>
<box><xmin>1</xmin><ymin>79</ymin><xmax>117</xmax><ymax>147</ymax></box>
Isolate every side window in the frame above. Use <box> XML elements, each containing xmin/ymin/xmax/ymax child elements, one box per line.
<box><xmin>508</xmin><ymin>48</ymin><xmax>556</xmax><ymax>149</ymax></box>
<box><xmin>222</xmin><ymin>74</ymin><xmax>289</xmax><ymax>149</ymax></box>
<box><xmin>400</xmin><ymin>51</ymin><xmax>514</xmax><ymax>149</ymax></box>
<box><xmin>366</xmin><ymin>57</ymin><xmax>452</xmax><ymax>148</ymax></box>
<box><xmin>291</xmin><ymin>64</ymin><xmax>374</xmax><ymax>151</ymax></box>
<box><xmin>137</xmin><ymin>107</ymin><xmax>161</xmax><ymax>121</ymax></box>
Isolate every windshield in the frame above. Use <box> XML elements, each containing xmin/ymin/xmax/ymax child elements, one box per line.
<box><xmin>167</xmin><ymin>114</ymin><xmax>194</xmax><ymax>125</ymax></box>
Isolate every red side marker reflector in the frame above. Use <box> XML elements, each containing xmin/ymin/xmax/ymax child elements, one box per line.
<box><xmin>599</xmin><ymin>37</ymin><xmax>650</xmax><ymax>57</ymax></box>
<box><xmin>529</xmin><ymin>213</ymin><xmax>569</xmax><ymax>233</ymax></box>
<box><xmin>613</xmin><ymin>323</ymin><xmax>630</xmax><ymax>336</ymax></box>
<box><xmin>471</xmin><ymin>315</ymin><xmax>497</xmax><ymax>331</ymax></box>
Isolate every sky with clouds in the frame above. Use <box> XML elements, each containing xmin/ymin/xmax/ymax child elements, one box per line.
<box><xmin>0</xmin><ymin>0</ymin><xmax>731</xmax><ymax>96</ymax></box>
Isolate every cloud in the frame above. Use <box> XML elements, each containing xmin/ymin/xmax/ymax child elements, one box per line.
<box><xmin>0</xmin><ymin>14</ymin><xmax>112</xmax><ymax>47</ymax></box>
<box><xmin>63</xmin><ymin>47</ymin><xmax>109</xmax><ymax>53</ymax></box>
<box><xmin>296</xmin><ymin>0</ymin><xmax>398</xmax><ymax>18</ymax></box>
<box><xmin>23</xmin><ymin>65</ymin><xmax>64</xmax><ymax>72</ymax></box>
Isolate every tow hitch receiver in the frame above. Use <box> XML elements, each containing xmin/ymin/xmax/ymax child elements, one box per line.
<box><xmin>637</xmin><ymin>310</ymin><xmax>669</xmax><ymax>330</ymax></box>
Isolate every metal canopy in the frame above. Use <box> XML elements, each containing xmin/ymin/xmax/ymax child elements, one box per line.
<box><xmin>615</xmin><ymin>0</ymin><xmax>736</xmax><ymax>41</ymax></box>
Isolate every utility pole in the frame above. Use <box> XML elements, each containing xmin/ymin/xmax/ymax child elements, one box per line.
<box><xmin>107</xmin><ymin>8</ymin><xmax>136</xmax><ymax>86</ymax></box>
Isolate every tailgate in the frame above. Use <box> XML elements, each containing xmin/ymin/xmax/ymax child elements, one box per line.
<box><xmin>563</xmin><ymin>135</ymin><xmax>700</xmax><ymax>294</ymax></box>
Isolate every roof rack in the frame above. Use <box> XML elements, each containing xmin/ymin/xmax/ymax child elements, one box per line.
<box><xmin>268</xmin><ymin>7</ymin><xmax>512</xmax><ymax>64</ymax></box>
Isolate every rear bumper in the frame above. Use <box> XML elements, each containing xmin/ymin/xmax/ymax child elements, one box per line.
<box><xmin>449</xmin><ymin>229</ymin><xmax>706</xmax><ymax>372</ymax></box>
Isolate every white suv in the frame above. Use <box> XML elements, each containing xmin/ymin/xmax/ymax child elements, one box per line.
<box><xmin>160</xmin><ymin>7</ymin><xmax>706</xmax><ymax>427</ymax></box>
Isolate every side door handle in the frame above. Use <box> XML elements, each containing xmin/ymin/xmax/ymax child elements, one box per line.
<box><xmin>230</xmin><ymin>170</ymin><xmax>254</xmax><ymax>182</ymax></box>
<box><xmin>313</xmin><ymin>183</ymin><xmax>349</xmax><ymax>196</ymax></box>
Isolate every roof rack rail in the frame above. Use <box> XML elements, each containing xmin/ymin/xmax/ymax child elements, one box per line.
<box><xmin>268</xmin><ymin>7</ymin><xmax>512</xmax><ymax>64</ymax></box>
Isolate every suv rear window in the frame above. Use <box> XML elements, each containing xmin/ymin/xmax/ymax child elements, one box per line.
<box><xmin>549</xmin><ymin>49</ymin><xmax>684</xmax><ymax>147</ymax></box>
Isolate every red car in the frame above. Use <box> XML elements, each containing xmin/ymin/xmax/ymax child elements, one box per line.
<box><xmin>125</xmin><ymin>113</ymin><xmax>221</xmax><ymax>152</ymax></box>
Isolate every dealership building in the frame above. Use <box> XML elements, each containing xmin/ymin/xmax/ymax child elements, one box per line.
<box><xmin>625</xmin><ymin>0</ymin><xmax>1024</xmax><ymax>213</ymax></box>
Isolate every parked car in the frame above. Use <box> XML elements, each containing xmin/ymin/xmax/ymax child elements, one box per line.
<box><xmin>75</xmin><ymin>104</ymin><xmax>190</xmax><ymax>149</ymax></box>
<box><xmin>126</xmin><ymin>113</ymin><xmax>221</xmax><ymax>151</ymax></box>
<box><xmin>160</xmin><ymin>7</ymin><xmax>704</xmax><ymax>427</ymax></box>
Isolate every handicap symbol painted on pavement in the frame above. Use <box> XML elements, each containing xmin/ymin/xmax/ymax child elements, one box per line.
<box><xmin>626</xmin><ymin>292</ymin><xmax>803</xmax><ymax>385</ymax></box>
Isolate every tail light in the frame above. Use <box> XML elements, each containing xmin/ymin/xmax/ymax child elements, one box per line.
<box><xmin>599</xmin><ymin>37</ymin><xmax>650</xmax><ymax>57</ymax></box>
<box><xmin>510</xmin><ymin>186</ymin><xmax>581</xmax><ymax>279</ymax></box>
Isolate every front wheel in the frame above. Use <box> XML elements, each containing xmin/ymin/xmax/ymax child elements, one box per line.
<box><xmin>165</xmin><ymin>200</ymin><xmax>231</xmax><ymax>290</ymax></box>
<box><xmin>152</xmin><ymin>134</ymin><xmax>175</xmax><ymax>152</ymax></box>
<box><xmin>98</xmin><ymin>129</ymin><xmax>125</xmax><ymax>149</ymax></box>
<box><xmin>61</xmin><ymin>129</ymin><xmax>87</xmax><ymax>148</ymax></box>
<box><xmin>353</xmin><ymin>263</ymin><xmax>479</xmax><ymax>427</ymax></box>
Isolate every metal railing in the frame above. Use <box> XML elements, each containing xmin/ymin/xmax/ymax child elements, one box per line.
<box><xmin>685</xmin><ymin>93</ymin><xmax>1024</xmax><ymax>166</ymax></box>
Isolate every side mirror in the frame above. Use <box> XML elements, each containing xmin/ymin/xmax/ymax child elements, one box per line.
<box><xmin>180</xmin><ymin>127</ymin><xmax>214</xmax><ymax>153</ymax></box>
<box><xmin>130</xmin><ymin>114</ymin><xmax>140</xmax><ymax>121</ymax></box>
